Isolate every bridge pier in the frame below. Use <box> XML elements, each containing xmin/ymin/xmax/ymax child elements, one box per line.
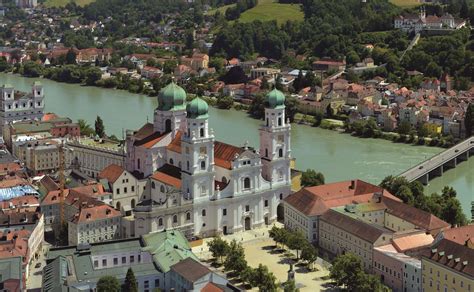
<box><xmin>429</xmin><ymin>165</ymin><xmax>443</xmax><ymax>179</ymax></box>
<box><xmin>417</xmin><ymin>174</ymin><xmax>429</xmax><ymax>185</ymax></box>
<box><xmin>445</xmin><ymin>158</ymin><xmax>457</xmax><ymax>170</ymax></box>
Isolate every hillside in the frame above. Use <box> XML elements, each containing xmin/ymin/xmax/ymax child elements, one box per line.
<box><xmin>44</xmin><ymin>0</ymin><xmax>95</xmax><ymax>7</ymax></box>
<box><xmin>239</xmin><ymin>0</ymin><xmax>303</xmax><ymax>24</ymax></box>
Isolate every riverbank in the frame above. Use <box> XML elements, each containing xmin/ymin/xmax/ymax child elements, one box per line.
<box><xmin>2</xmin><ymin>72</ymin><xmax>471</xmax><ymax>218</ymax></box>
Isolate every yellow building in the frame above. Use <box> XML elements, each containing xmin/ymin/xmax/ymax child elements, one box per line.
<box><xmin>421</xmin><ymin>239</ymin><xmax>474</xmax><ymax>292</ymax></box>
<box><xmin>424</xmin><ymin>122</ymin><xmax>442</xmax><ymax>136</ymax></box>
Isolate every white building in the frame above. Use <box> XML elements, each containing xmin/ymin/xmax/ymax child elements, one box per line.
<box><xmin>394</xmin><ymin>7</ymin><xmax>467</xmax><ymax>33</ymax></box>
<box><xmin>125</xmin><ymin>83</ymin><xmax>292</xmax><ymax>238</ymax></box>
<box><xmin>0</xmin><ymin>82</ymin><xmax>44</xmax><ymax>132</ymax></box>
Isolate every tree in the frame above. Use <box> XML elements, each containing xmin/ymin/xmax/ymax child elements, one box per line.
<box><xmin>251</xmin><ymin>264</ymin><xmax>278</xmax><ymax>292</ymax></box>
<box><xmin>465</xmin><ymin>103</ymin><xmax>474</xmax><ymax>137</ymax></box>
<box><xmin>97</xmin><ymin>276</ymin><xmax>120</xmax><ymax>292</ymax></box>
<box><xmin>395</xmin><ymin>185</ymin><xmax>414</xmax><ymax>205</ymax></box>
<box><xmin>329</xmin><ymin>253</ymin><xmax>365</xmax><ymax>291</ymax></box>
<box><xmin>207</xmin><ymin>237</ymin><xmax>229</xmax><ymax>264</ymax></box>
<box><xmin>66</xmin><ymin>49</ymin><xmax>77</xmax><ymax>65</ymax></box>
<box><xmin>95</xmin><ymin>116</ymin><xmax>105</xmax><ymax>138</ymax></box>
<box><xmin>224</xmin><ymin>240</ymin><xmax>247</xmax><ymax>276</ymax></box>
<box><xmin>85</xmin><ymin>67</ymin><xmax>103</xmax><ymax>86</ymax></box>
<box><xmin>301</xmin><ymin>244</ymin><xmax>318</xmax><ymax>270</ymax></box>
<box><xmin>220</xmin><ymin>66</ymin><xmax>247</xmax><ymax>84</ymax></box>
<box><xmin>78</xmin><ymin>119</ymin><xmax>95</xmax><ymax>136</ymax></box>
<box><xmin>285</xmin><ymin>96</ymin><xmax>299</xmax><ymax>123</ymax></box>
<box><xmin>216</xmin><ymin>95</ymin><xmax>234</xmax><ymax>109</ymax></box>
<box><xmin>301</xmin><ymin>169</ymin><xmax>325</xmax><ymax>187</ymax></box>
<box><xmin>124</xmin><ymin>268</ymin><xmax>138</xmax><ymax>292</ymax></box>
<box><xmin>283</xmin><ymin>279</ymin><xmax>299</xmax><ymax>292</ymax></box>
<box><xmin>286</xmin><ymin>230</ymin><xmax>307</xmax><ymax>259</ymax></box>
<box><xmin>357</xmin><ymin>273</ymin><xmax>387</xmax><ymax>292</ymax></box>
<box><xmin>397</xmin><ymin>121</ymin><xmax>412</xmax><ymax>135</ymax></box>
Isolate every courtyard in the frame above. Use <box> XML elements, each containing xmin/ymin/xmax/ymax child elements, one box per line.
<box><xmin>192</xmin><ymin>224</ymin><xmax>337</xmax><ymax>291</ymax></box>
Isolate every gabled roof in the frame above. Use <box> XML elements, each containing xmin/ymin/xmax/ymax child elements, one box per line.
<box><xmin>439</xmin><ymin>225</ymin><xmax>474</xmax><ymax>246</ymax></box>
<box><xmin>72</xmin><ymin>204</ymin><xmax>121</xmax><ymax>224</ymax></box>
<box><xmin>214</xmin><ymin>141</ymin><xmax>244</xmax><ymax>170</ymax></box>
<box><xmin>166</xmin><ymin>131</ymin><xmax>182</xmax><ymax>153</ymax></box>
<box><xmin>133</xmin><ymin>123</ymin><xmax>154</xmax><ymax>140</ymax></box>
<box><xmin>392</xmin><ymin>233</ymin><xmax>433</xmax><ymax>252</ymax></box>
<box><xmin>134</xmin><ymin>131</ymin><xmax>168</xmax><ymax>148</ymax></box>
<box><xmin>97</xmin><ymin>164</ymin><xmax>125</xmax><ymax>184</ymax></box>
<box><xmin>151</xmin><ymin>164</ymin><xmax>181</xmax><ymax>189</ymax></box>
<box><xmin>170</xmin><ymin>257</ymin><xmax>211</xmax><ymax>283</ymax></box>
<box><xmin>320</xmin><ymin>209</ymin><xmax>390</xmax><ymax>244</ymax></box>
<box><xmin>383</xmin><ymin>197</ymin><xmax>450</xmax><ymax>234</ymax></box>
<box><xmin>423</xmin><ymin>239</ymin><xmax>474</xmax><ymax>278</ymax></box>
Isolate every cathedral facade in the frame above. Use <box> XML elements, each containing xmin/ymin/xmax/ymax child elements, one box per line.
<box><xmin>126</xmin><ymin>82</ymin><xmax>291</xmax><ymax>238</ymax></box>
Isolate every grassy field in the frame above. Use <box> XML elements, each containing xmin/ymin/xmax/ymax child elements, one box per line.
<box><xmin>43</xmin><ymin>0</ymin><xmax>95</xmax><ymax>7</ymax></box>
<box><xmin>239</xmin><ymin>0</ymin><xmax>304</xmax><ymax>24</ymax></box>
<box><xmin>207</xmin><ymin>0</ymin><xmax>303</xmax><ymax>24</ymax></box>
<box><xmin>389</xmin><ymin>0</ymin><xmax>422</xmax><ymax>8</ymax></box>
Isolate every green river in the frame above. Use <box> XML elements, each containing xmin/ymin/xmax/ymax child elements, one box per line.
<box><xmin>1</xmin><ymin>73</ymin><xmax>471</xmax><ymax>217</ymax></box>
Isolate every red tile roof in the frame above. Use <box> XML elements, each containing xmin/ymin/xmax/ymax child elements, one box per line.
<box><xmin>166</xmin><ymin>131</ymin><xmax>182</xmax><ymax>153</ymax></box>
<box><xmin>170</xmin><ymin>258</ymin><xmax>211</xmax><ymax>282</ymax></box>
<box><xmin>392</xmin><ymin>233</ymin><xmax>434</xmax><ymax>252</ymax></box>
<box><xmin>201</xmin><ymin>282</ymin><xmax>224</xmax><ymax>292</ymax></box>
<box><xmin>98</xmin><ymin>164</ymin><xmax>124</xmax><ymax>184</ymax></box>
<box><xmin>133</xmin><ymin>123</ymin><xmax>154</xmax><ymax>140</ymax></box>
<box><xmin>137</xmin><ymin>132</ymin><xmax>168</xmax><ymax>149</ymax></box>
<box><xmin>439</xmin><ymin>225</ymin><xmax>474</xmax><ymax>246</ymax></box>
<box><xmin>72</xmin><ymin>204</ymin><xmax>121</xmax><ymax>224</ymax></box>
<box><xmin>214</xmin><ymin>141</ymin><xmax>244</xmax><ymax>170</ymax></box>
<box><xmin>423</xmin><ymin>239</ymin><xmax>474</xmax><ymax>277</ymax></box>
<box><xmin>151</xmin><ymin>164</ymin><xmax>181</xmax><ymax>189</ymax></box>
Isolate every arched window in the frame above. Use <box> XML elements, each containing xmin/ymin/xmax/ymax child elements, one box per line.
<box><xmin>200</xmin><ymin>161</ymin><xmax>206</xmax><ymax>170</ymax></box>
<box><xmin>187</xmin><ymin>161</ymin><xmax>190</xmax><ymax>171</ymax></box>
<box><xmin>186</xmin><ymin>212</ymin><xmax>191</xmax><ymax>221</ymax></box>
<box><xmin>131</xmin><ymin>199</ymin><xmax>136</xmax><ymax>209</ymax></box>
<box><xmin>280</xmin><ymin>193</ymin><xmax>283</xmax><ymax>200</ymax></box>
<box><xmin>278</xmin><ymin>117</ymin><xmax>282</xmax><ymax>126</ymax></box>
<box><xmin>222</xmin><ymin>176</ymin><xmax>227</xmax><ymax>184</ymax></box>
<box><xmin>202</xmin><ymin>209</ymin><xmax>206</xmax><ymax>216</ymax></box>
<box><xmin>137</xmin><ymin>158</ymin><xmax>141</xmax><ymax>169</ymax></box>
<box><xmin>169</xmin><ymin>158</ymin><xmax>174</xmax><ymax>165</ymax></box>
<box><xmin>266</xmin><ymin>118</ymin><xmax>269</xmax><ymax>126</ymax></box>
<box><xmin>265</xmin><ymin>148</ymin><xmax>268</xmax><ymax>157</ymax></box>
<box><xmin>160</xmin><ymin>185</ymin><xmax>165</xmax><ymax>193</ymax></box>
<box><xmin>173</xmin><ymin>215</ymin><xmax>178</xmax><ymax>224</ymax></box>
<box><xmin>200</xmin><ymin>128</ymin><xmax>204</xmax><ymax>137</ymax></box>
<box><xmin>165</xmin><ymin>119</ymin><xmax>172</xmax><ymax>132</ymax></box>
<box><xmin>244</xmin><ymin>177</ymin><xmax>251</xmax><ymax>189</ymax></box>
<box><xmin>116</xmin><ymin>201</ymin><xmax>121</xmax><ymax>210</ymax></box>
<box><xmin>158</xmin><ymin>218</ymin><xmax>163</xmax><ymax>226</ymax></box>
<box><xmin>279</xmin><ymin>148</ymin><xmax>283</xmax><ymax>158</ymax></box>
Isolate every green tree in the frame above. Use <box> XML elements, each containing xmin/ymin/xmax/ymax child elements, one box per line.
<box><xmin>286</xmin><ymin>230</ymin><xmax>307</xmax><ymax>259</ymax></box>
<box><xmin>397</xmin><ymin>121</ymin><xmax>412</xmax><ymax>135</ymax></box>
<box><xmin>85</xmin><ymin>67</ymin><xmax>103</xmax><ymax>86</ymax></box>
<box><xmin>465</xmin><ymin>103</ymin><xmax>474</xmax><ymax>137</ymax></box>
<box><xmin>329</xmin><ymin>253</ymin><xmax>365</xmax><ymax>291</ymax></box>
<box><xmin>78</xmin><ymin>119</ymin><xmax>95</xmax><ymax>136</ymax></box>
<box><xmin>285</xmin><ymin>96</ymin><xmax>299</xmax><ymax>123</ymax></box>
<box><xmin>124</xmin><ymin>268</ymin><xmax>138</xmax><ymax>292</ymax></box>
<box><xmin>251</xmin><ymin>264</ymin><xmax>278</xmax><ymax>292</ymax></box>
<box><xmin>95</xmin><ymin>116</ymin><xmax>105</xmax><ymax>138</ymax></box>
<box><xmin>216</xmin><ymin>95</ymin><xmax>234</xmax><ymax>109</ymax></box>
<box><xmin>224</xmin><ymin>240</ymin><xmax>247</xmax><ymax>276</ymax></box>
<box><xmin>301</xmin><ymin>169</ymin><xmax>325</xmax><ymax>187</ymax></box>
<box><xmin>301</xmin><ymin>244</ymin><xmax>318</xmax><ymax>270</ymax></box>
<box><xmin>97</xmin><ymin>276</ymin><xmax>120</xmax><ymax>292</ymax></box>
<box><xmin>66</xmin><ymin>49</ymin><xmax>77</xmax><ymax>65</ymax></box>
<box><xmin>207</xmin><ymin>237</ymin><xmax>229</xmax><ymax>264</ymax></box>
<box><xmin>395</xmin><ymin>185</ymin><xmax>414</xmax><ymax>205</ymax></box>
<box><xmin>283</xmin><ymin>279</ymin><xmax>299</xmax><ymax>292</ymax></box>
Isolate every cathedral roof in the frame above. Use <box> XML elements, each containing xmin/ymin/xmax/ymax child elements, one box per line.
<box><xmin>151</xmin><ymin>164</ymin><xmax>181</xmax><ymax>189</ymax></box>
<box><xmin>157</xmin><ymin>82</ymin><xmax>187</xmax><ymax>111</ymax></box>
<box><xmin>166</xmin><ymin>131</ymin><xmax>182</xmax><ymax>153</ymax></box>
<box><xmin>186</xmin><ymin>97</ymin><xmax>209</xmax><ymax>119</ymax></box>
<box><xmin>214</xmin><ymin>141</ymin><xmax>244</xmax><ymax>170</ymax></box>
<box><xmin>266</xmin><ymin>88</ymin><xmax>286</xmax><ymax>109</ymax></box>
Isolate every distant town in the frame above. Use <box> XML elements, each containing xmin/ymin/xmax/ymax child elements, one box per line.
<box><xmin>0</xmin><ymin>0</ymin><xmax>473</xmax><ymax>291</ymax></box>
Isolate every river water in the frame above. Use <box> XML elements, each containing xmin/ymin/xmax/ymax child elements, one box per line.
<box><xmin>1</xmin><ymin>73</ymin><xmax>471</xmax><ymax>217</ymax></box>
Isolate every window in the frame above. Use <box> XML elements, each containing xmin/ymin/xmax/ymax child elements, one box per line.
<box><xmin>158</xmin><ymin>218</ymin><xmax>163</xmax><ymax>226</ymax></box>
<box><xmin>144</xmin><ymin>280</ymin><xmax>149</xmax><ymax>289</ymax></box>
<box><xmin>169</xmin><ymin>158</ymin><xmax>174</xmax><ymax>165</ymax></box>
<box><xmin>200</xmin><ymin>128</ymin><xmax>204</xmax><ymax>137</ymax></box>
<box><xmin>122</xmin><ymin>256</ymin><xmax>126</xmax><ymax>264</ymax></box>
<box><xmin>94</xmin><ymin>260</ymin><xmax>98</xmax><ymax>268</ymax></box>
<box><xmin>200</xmin><ymin>161</ymin><xmax>206</xmax><ymax>170</ymax></box>
<box><xmin>116</xmin><ymin>188</ymin><xmax>120</xmax><ymax>194</ymax></box>
<box><xmin>131</xmin><ymin>186</ymin><xmax>135</xmax><ymax>192</ymax></box>
<box><xmin>280</xmin><ymin>193</ymin><xmax>283</xmax><ymax>200</ymax></box>
<box><xmin>102</xmin><ymin>259</ymin><xmax>107</xmax><ymax>267</ymax></box>
<box><xmin>202</xmin><ymin>209</ymin><xmax>206</xmax><ymax>216</ymax></box>
<box><xmin>245</xmin><ymin>205</ymin><xmax>250</xmax><ymax>212</ymax></box>
<box><xmin>186</xmin><ymin>212</ymin><xmax>191</xmax><ymax>221</ymax></box>
<box><xmin>173</xmin><ymin>215</ymin><xmax>178</xmax><ymax>223</ymax></box>
<box><xmin>113</xmin><ymin>258</ymin><xmax>118</xmax><ymax>265</ymax></box>
<box><xmin>155</xmin><ymin>279</ymin><xmax>160</xmax><ymax>288</ymax></box>
<box><xmin>278</xmin><ymin>148</ymin><xmax>283</xmax><ymax>157</ymax></box>
<box><xmin>243</xmin><ymin>177</ymin><xmax>251</xmax><ymax>189</ymax></box>
<box><xmin>223</xmin><ymin>209</ymin><xmax>227</xmax><ymax>216</ymax></box>
<box><xmin>137</xmin><ymin>158</ymin><xmax>141</xmax><ymax>169</ymax></box>
<box><xmin>124</xmin><ymin>187</ymin><xmax>127</xmax><ymax>193</ymax></box>
<box><xmin>130</xmin><ymin>256</ymin><xmax>135</xmax><ymax>264</ymax></box>
<box><xmin>160</xmin><ymin>185</ymin><xmax>165</xmax><ymax>193</ymax></box>
<box><xmin>187</xmin><ymin>161</ymin><xmax>190</xmax><ymax>171</ymax></box>
<box><xmin>265</xmin><ymin>148</ymin><xmax>268</xmax><ymax>157</ymax></box>
<box><xmin>278</xmin><ymin>117</ymin><xmax>282</xmax><ymax>126</ymax></box>
<box><xmin>264</xmin><ymin>200</ymin><xmax>268</xmax><ymax>207</ymax></box>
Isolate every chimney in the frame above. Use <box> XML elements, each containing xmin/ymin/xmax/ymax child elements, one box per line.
<box><xmin>463</xmin><ymin>261</ymin><xmax>468</xmax><ymax>266</ymax></box>
<box><xmin>349</xmin><ymin>180</ymin><xmax>355</xmax><ymax>190</ymax></box>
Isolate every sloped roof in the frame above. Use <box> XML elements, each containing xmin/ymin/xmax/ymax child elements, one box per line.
<box><xmin>170</xmin><ymin>257</ymin><xmax>211</xmax><ymax>283</ymax></box>
<box><xmin>392</xmin><ymin>233</ymin><xmax>433</xmax><ymax>252</ymax></box>
<box><xmin>97</xmin><ymin>164</ymin><xmax>124</xmax><ymax>184</ymax></box>
<box><xmin>166</xmin><ymin>131</ymin><xmax>182</xmax><ymax>153</ymax></box>
<box><xmin>141</xmin><ymin>230</ymin><xmax>197</xmax><ymax>273</ymax></box>
<box><xmin>440</xmin><ymin>225</ymin><xmax>474</xmax><ymax>246</ymax></box>
<box><xmin>423</xmin><ymin>239</ymin><xmax>474</xmax><ymax>278</ymax></box>
<box><xmin>214</xmin><ymin>141</ymin><xmax>244</xmax><ymax>170</ymax></box>
<box><xmin>133</xmin><ymin>123</ymin><xmax>154</xmax><ymax>140</ymax></box>
<box><xmin>72</xmin><ymin>204</ymin><xmax>121</xmax><ymax>224</ymax></box>
<box><xmin>151</xmin><ymin>164</ymin><xmax>181</xmax><ymax>189</ymax></box>
<box><xmin>383</xmin><ymin>197</ymin><xmax>450</xmax><ymax>233</ymax></box>
<box><xmin>134</xmin><ymin>131</ymin><xmax>167</xmax><ymax>148</ymax></box>
<box><xmin>320</xmin><ymin>209</ymin><xmax>390</xmax><ymax>244</ymax></box>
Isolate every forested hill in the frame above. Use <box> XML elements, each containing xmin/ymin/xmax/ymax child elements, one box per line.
<box><xmin>211</xmin><ymin>0</ymin><xmax>401</xmax><ymax>60</ymax></box>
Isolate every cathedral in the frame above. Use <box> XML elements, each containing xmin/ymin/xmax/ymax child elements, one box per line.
<box><xmin>125</xmin><ymin>82</ymin><xmax>292</xmax><ymax>238</ymax></box>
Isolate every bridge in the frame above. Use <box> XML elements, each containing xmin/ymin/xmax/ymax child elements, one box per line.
<box><xmin>399</xmin><ymin>137</ymin><xmax>474</xmax><ymax>185</ymax></box>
